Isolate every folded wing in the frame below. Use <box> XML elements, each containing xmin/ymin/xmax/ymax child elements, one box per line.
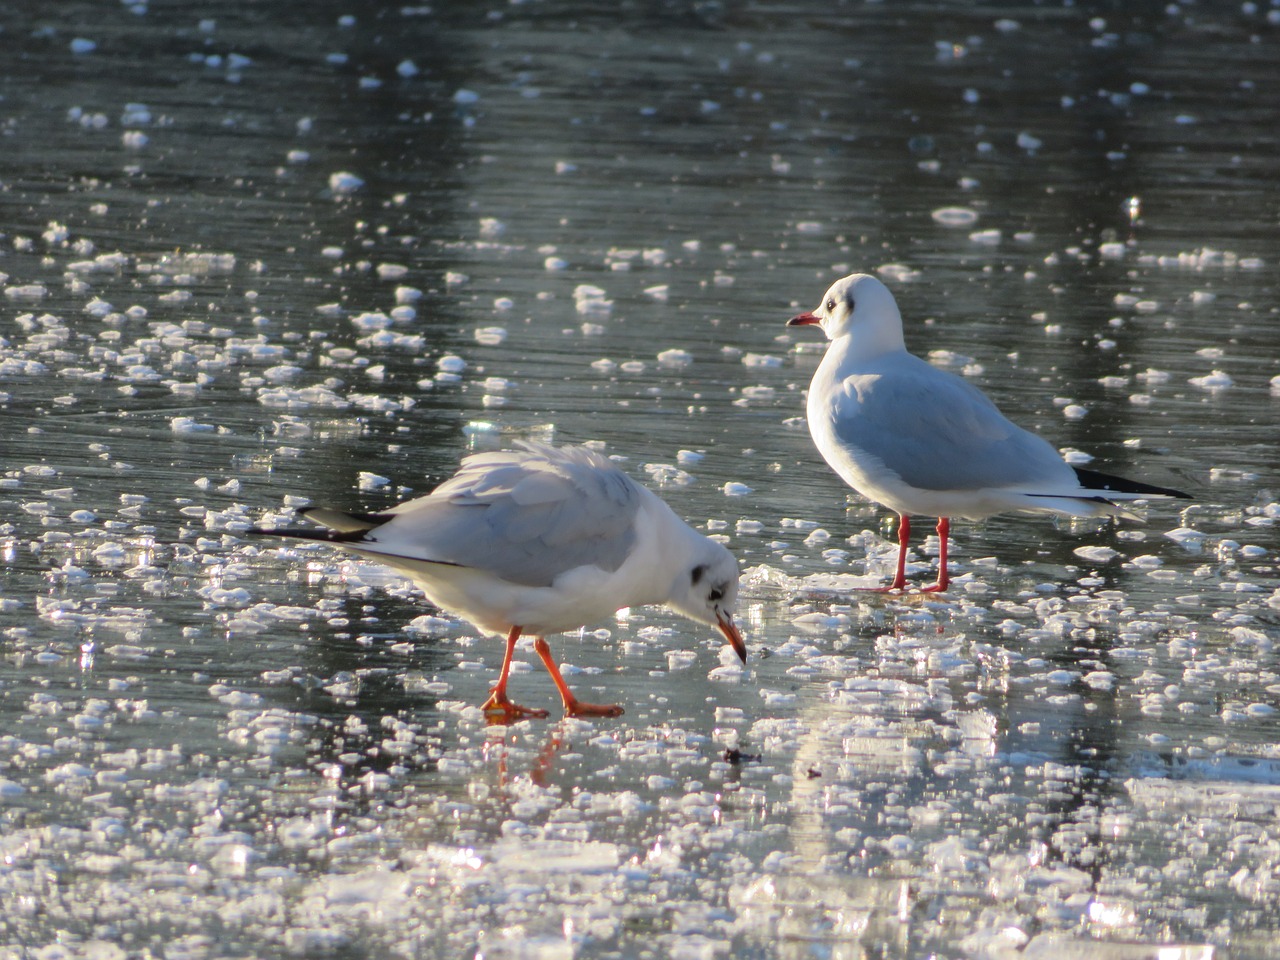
<box><xmin>258</xmin><ymin>442</ymin><xmax>644</xmax><ymax>588</ymax></box>
<box><xmin>830</xmin><ymin>358</ymin><xmax>1075</xmax><ymax>493</ymax></box>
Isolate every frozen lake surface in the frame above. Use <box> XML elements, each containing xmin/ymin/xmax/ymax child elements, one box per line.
<box><xmin>1</xmin><ymin>2</ymin><xmax>1278</xmax><ymax>958</ymax></box>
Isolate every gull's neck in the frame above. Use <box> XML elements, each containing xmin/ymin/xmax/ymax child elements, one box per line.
<box><xmin>822</xmin><ymin>319</ymin><xmax>907</xmax><ymax>372</ymax></box>
<box><xmin>628</xmin><ymin>495</ymin><xmax>703</xmax><ymax>604</ymax></box>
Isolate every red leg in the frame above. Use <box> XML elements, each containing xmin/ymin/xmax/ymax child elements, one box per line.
<box><xmin>533</xmin><ymin>638</ymin><xmax>624</xmax><ymax>718</ymax></box>
<box><xmin>921</xmin><ymin>517</ymin><xmax>951</xmax><ymax>593</ymax></box>
<box><xmin>873</xmin><ymin>514</ymin><xmax>911</xmax><ymax>592</ymax></box>
<box><xmin>482</xmin><ymin>626</ymin><xmax>550</xmax><ymax>722</ymax></box>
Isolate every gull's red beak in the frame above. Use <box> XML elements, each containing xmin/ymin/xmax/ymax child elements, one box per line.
<box><xmin>787</xmin><ymin>311</ymin><xmax>821</xmax><ymax>326</ymax></box>
<box><xmin>717</xmin><ymin>613</ymin><xmax>746</xmax><ymax>664</ymax></box>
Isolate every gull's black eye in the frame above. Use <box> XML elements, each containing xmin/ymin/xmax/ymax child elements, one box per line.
<box><xmin>826</xmin><ymin>298</ymin><xmax>837</xmax><ymax>311</ymax></box>
<box><xmin>691</xmin><ymin>564</ymin><xmax>707</xmax><ymax>585</ymax></box>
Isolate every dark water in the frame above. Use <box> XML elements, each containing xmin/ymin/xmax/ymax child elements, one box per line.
<box><xmin>1</xmin><ymin>3</ymin><xmax>1277</xmax><ymax>958</ymax></box>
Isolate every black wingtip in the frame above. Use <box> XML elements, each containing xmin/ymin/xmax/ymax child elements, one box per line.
<box><xmin>247</xmin><ymin>521</ymin><xmax>378</xmax><ymax>544</ymax></box>
<box><xmin>246</xmin><ymin>527</ymin><xmax>353</xmax><ymax>543</ymax></box>
<box><xmin>248</xmin><ymin>507</ymin><xmax>397</xmax><ymax>542</ymax></box>
<box><xmin>298</xmin><ymin>507</ymin><xmax>392</xmax><ymax>526</ymax></box>
<box><xmin>1072</xmin><ymin>466</ymin><xmax>1192</xmax><ymax>500</ymax></box>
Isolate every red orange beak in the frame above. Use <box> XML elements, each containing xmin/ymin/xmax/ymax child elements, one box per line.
<box><xmin>717</xmin><ymin>613</ymin><xmax>746</xmax><ymax>664</ymax></box>
<box><xmin>787</xmin><ymin>312</ymin><xmax>821</xmax><ymax>326</ymax></box>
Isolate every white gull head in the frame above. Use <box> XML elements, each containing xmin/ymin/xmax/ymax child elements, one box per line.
<box><xmin>787</xmin><ymin>272</ymin><xmax>906</xmax><ymax>360</ymax></box>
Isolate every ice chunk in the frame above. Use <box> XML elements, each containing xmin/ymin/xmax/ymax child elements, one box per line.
<box><xmin>931</xmin><ymin>207</ymin><xmax>979</xmax><ymax>226</ymax></box>
<box><xmin>573</xmin><ymin>284</ymin><xmax>612</xmax><ymax>316</ymax></box>
<box><xmin>1073</xmin><ymin>545</ymin><xmax>1119</xmax><ymax>563</ymax></box>
<box><xmin>1188</xmin><ymin>370</ymin><xmax>1232</xmax><ymax>391</ymax></box>
<box><xmin>171</xmin><ymin>416</ymin><xmax>216</xmax><ymax>433</ymax></box>
<box><xmin>328</xmin><ymin>171</ymin><xmax>364</xmax><ymax>194</ymax></box>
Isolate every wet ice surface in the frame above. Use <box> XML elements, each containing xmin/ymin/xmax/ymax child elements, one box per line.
<box><xmin>2</xmin><ymin>2</ymin><xmax>1279</xmax><ymax>958</ymax></box>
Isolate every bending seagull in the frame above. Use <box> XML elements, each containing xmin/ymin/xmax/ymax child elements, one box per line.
<box><xmin>253</xmin><ymin>441</ymin><xmax>744</xmax><ymax>720</ymax></box>
<box><xmin>787</xmin><ymin>273</ymin><xmax>1190</xmax><ymax>592</ymax></box>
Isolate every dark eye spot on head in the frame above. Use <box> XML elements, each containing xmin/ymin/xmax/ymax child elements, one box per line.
<box><xmin>826</xmin><ymin>298</ymin><xmax>836</xmax><ymax>311</ymax></box>
<box><xmin>691</xmin><ymin>564</ymin><xmax>706</xmax><ymax>586</ymax></box>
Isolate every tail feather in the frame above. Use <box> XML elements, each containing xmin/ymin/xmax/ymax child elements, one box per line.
<box><xmin>248</xmin><ymin>506</ymin><xmax>393</xmax><ymax>544</ymax></box>
<box><xmin>246</xmin><ymin>526</ymin><xmax>369</xmax><ymax>545</ymax></box>
<box><xmin>299</xmin><ymin>507</ymin><xmax>391</xmax><ymax>533</ymax></box>
<box><xmin>248</xmin><ymin>517</ymin><xmax>468</xmax><ymax>573</ymax></box>
<box><xmin>1071</xmin><ymin>467</ymin><xmax>1191</xmax><ymax>500</ymax></box>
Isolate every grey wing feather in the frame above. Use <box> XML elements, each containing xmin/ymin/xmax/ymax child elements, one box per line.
<box><xmin>365</xmin><ymin>444</ymin><xmax>643</xmax><ymax>587</ymax></box>
<box><xmin>833</xmin><ymin>359</ymin><xmax>1074</xmax><ymax>492</ymax></box>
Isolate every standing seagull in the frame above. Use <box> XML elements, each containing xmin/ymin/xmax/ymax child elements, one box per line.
<box><xmin>786</xmin><ymin>273</ymin><xmax>1190</xmax><ymax>592</ymax></box>
<box><xmin>252</xmin><ymin>441</ymin><xmax>744</xmax><ymax>720</ymax></box>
